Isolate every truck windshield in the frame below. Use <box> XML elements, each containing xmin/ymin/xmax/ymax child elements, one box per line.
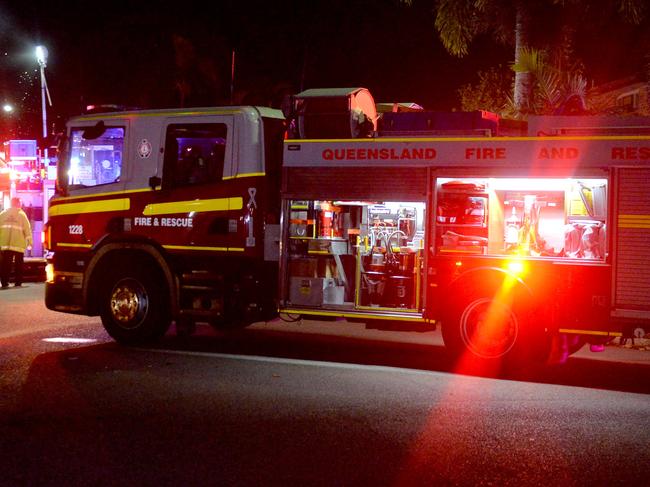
<box><xmin>64</xmin><ymin>126</ymin><xmax>125</xmax><ymax>189</ymax></box>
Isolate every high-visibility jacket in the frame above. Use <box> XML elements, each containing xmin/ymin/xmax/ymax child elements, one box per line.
<box><xmin>0</xmin><ymin>207</ymin><xmax>32</xmax><ymax>253</ymax></box>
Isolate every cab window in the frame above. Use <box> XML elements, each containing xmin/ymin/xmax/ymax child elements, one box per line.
<box><xmin>163</xmin><ymin>123</ymin><xmax>227</xmax><ymax>188</ymax></box>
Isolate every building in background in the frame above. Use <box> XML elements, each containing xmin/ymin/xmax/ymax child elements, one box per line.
<box><xmin>589</xmin><ymin>76</ymin><xmax>650</xmax><ymax>116</ymax></box>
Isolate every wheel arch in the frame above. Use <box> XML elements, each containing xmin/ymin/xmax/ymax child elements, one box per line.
<box><xmin>447</xmin><ymin>265</ymin><xmax>533</xmax><ymax>299</ymax></box>
<box><xmin>84</xmin><ymin>239</ymin><xmax>176</xmax><ymax>316</ymax></box>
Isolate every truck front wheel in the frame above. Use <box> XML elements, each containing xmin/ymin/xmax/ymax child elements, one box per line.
<box><xmin>100</xmin><ymin>265</ymin><xmax>171</xmax><ymax>344</ymax></box>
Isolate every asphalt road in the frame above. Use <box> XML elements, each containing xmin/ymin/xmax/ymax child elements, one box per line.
<box><xmin>1</xmin><ymin>284</ymin><xmax>649</xmax><ymax>486</ymax></box>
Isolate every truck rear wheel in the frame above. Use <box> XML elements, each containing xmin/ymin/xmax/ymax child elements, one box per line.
<box><xmin>100</xmin><ymin>264</ymin><xmax>171</xmax><ymax>344</ymax></box>
<box><xmin>457</xmin><ymin>296</ymin><xmax>519</xmax><ymax>359</ymax></box>
<box><xmin>441</xmin><ymin>289</ymin><xmax>544</xmax><ymax>368</ymax></box>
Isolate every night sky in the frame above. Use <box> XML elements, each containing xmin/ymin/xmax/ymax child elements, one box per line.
<box><xmin>1</xmin><ymin>0</ymin><xmax>648</xmax><ymax>140</ymax></box>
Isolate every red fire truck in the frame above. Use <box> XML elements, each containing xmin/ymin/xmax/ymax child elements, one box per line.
<box><xmin>1</xmin><ymin>139</ymin><xmax>48</xmax><ymax>258</ymax></box>
<box><xmin>45</xmin><ymin>88</ymin><xmax>650</xmax><ymax>366</ymax></box>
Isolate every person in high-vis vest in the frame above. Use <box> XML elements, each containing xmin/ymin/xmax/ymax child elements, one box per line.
<box><xmin>0</xmin><ymin>197</ymin><xmax>32</xmax><ymax>288</ymax></box>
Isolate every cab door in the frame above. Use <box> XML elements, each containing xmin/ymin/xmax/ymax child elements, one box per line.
<box><xmin>148</xmin><ymin>116</ymin><xmax>235</xmax><ymax>255</ymax></box>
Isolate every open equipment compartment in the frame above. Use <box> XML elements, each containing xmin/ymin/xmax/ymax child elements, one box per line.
<box><xmin>284</xmin><ymin>198</ymin><xmax>426</xmax><ymax>314</ymax></box>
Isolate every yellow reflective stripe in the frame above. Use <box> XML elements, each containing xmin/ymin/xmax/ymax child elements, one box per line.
<box><xmin>143</xmin><ymin>197</ymin><xmax>243</xmax><ymax>216</ymax></box>
<box><xmin>0</xmin><ymin>245</ymin><xmax>27</xmax><ymax>252</ymax></box>
<box><xmin>49</xmin><ymin>198</ymin><xmax>130</xmax><ymax>216</ymax></box>
<box><xmin>618</xmin><ymin>214</ymin><xmax>650</xmax><ymax>229</ymax></box>
<box><xmin>162</xmin><ymin>245</ymin><xmax>245</xmax><ymax>252</ymax></box>
<box><xmin>279</xmin><ymin>308</ymin><xmax>428</xmax><ymax>322</ymax></box>
<box><xmin>58</xmin><ymin>242</ymin><xmax>93</xmax><ymax>248</ymax></box>
<box><xmin>286</xmin><ymin>135</ymin><xmax>650</xmax><ymax>143</ymax></box>
<box><xmin>355</xmin><ymin>305</ymin><xmax>419</xmax><ymax>313</ymax></box>
<box><xmin>438</xmin><ymin>248</ymin><xmax>484</xmax><ymax>254</ymax></box>
<box><xmin>222</xmin><ymin>172</ymin><xmax>265</xmax><ymax>180</ymax></box>
<box><xmin>559</xmin><ymin>328</ymin><xmax>622</xmax><ymax>337</ymax></box>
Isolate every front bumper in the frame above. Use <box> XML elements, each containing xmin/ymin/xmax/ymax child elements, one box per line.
<box><xmin>45</xmin><ymin>272</ymin><xmax>85</xmax><ymax>314</ymax></box>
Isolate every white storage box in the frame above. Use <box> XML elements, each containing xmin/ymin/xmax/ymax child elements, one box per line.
<box><xmin>323</xmin><ymin>282</ymin><xmax>345</xmax><ymax>304</ymax></box>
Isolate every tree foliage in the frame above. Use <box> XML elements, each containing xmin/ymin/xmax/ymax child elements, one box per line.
<box><xmin>507</xmin><ymin>47</ymin><xmax>588</xmax><ymax>116</ymax></box>
<box><xmin>434</xmin><ymin>0</ymin><xmax>515</xmax><ymax>57</ymax></box>
<box><xmin>458</xmin><ymin>48</ymin><xmax>588</xmax><ymax>117</ymax></box>
<box><xmin>428</xmin><ymin>0</ymin><xmax>647</xmax><ymax>114</ymax></box>
<box><xmin>457</xmin><ymin>65</ymin><xmax>512</xmax><ymax>112</ymax></box>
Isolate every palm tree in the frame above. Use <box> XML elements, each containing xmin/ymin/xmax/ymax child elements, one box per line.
<box><xmin>507</xmin><ymin>47</ymin><xmax>588</xmax><ymax>116</ymax></box>
<box><xmin>457</xmin><ymin>49</ymin><xmax>588</xmax><ymax>116</ymax></box>
<box><xmin>434</xmin><ymin>0</ymin><xmax>532</xmax><ymax>114</ymax></box>
<box><xmin>429</xmin><ymin>0</ymin><xmax>646</xmax><ymax>116</ymax></box>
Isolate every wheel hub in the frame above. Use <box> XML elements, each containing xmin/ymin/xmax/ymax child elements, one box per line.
<box><xmin>110</xmin><ymin>279</ymin><xmax>148</xmax><ymax>328</ymax></box>
<box><xmin>460</xmin><ymin>297</ymin><xmax>518</xmax><ymax>359</ymax></box>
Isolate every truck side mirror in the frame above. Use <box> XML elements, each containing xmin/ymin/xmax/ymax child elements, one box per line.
<box><xmin>55</xmin><ymin>134</ymin><xmax>70</xmax><ymax>196</ymax></box>
<box><xmin>149</xmin><ymin>176</ymin><xmax>162</xmax><ymax>190</ymax></box>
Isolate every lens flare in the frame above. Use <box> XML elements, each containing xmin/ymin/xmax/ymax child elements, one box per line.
<box><xmin>505</xmin><ymin>260</ymin><xmax>525</xmax><ymax>275</ymax></box>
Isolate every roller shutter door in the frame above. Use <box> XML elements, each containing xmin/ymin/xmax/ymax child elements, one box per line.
<box><xmin>615</xmin><ymin>168</ymin><xmax>650</xmax><ymax>311</ymax></box>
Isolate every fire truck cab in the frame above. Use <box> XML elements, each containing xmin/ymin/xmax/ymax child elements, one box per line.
<box><xmin>45</xmin><ymin>106</ymin><xmax>285</xmax><ymax>342</ymax></box>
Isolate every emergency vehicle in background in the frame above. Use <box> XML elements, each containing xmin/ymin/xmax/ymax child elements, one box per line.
<box><xmin>44</xmin><ymin>87</ymin><xmax>650</xmax><ymax>366</ymax></box>
<box><xmin>0</xmin><ymin>139</ymin><xmax>53</xmax><ymax>258</ymax></box>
